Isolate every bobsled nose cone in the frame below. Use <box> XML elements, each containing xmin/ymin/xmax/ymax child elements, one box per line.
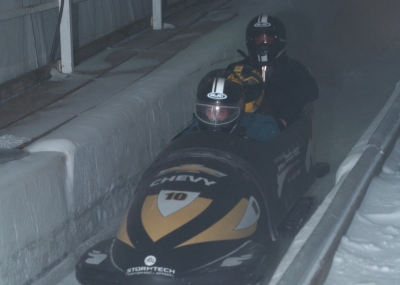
<box><xmin>75</xmin><ymin>238</ymin><xmax>123</xmax><ymax>284</ymax></box>
<box><xmin>111</xmin><ymin>238</ymin><xmax>183</xmax><ymax>274</ymax></box>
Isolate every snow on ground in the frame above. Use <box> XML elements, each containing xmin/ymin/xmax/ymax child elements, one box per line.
<box><xmin>0</xmin><ymin>134</ymin><xmax>30</xmax><ymax>148</ymax></box>
<box><xmin>324</xmin><ymin>137</ymin><xmax>400</xmax><ymax>285</ymax></box>
<box><xmin>269</xmin><ymin>136</ymin><xmax>400</xmax><ymax>285</ymax></box>
<box><xmin>270</xmin><ymin>80</ymin><xmax>400</xmax><ymax>284</ymax></box>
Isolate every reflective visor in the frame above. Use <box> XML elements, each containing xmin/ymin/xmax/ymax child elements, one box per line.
<box><xmin>253</xmin><ymin>34</ymin><xmax>275</xmax><ymax>45</ymax></box>
<box><xmin>195</xmin><ymin>104</ymin><xmax>240</xmax><ymax>126</ymax></box>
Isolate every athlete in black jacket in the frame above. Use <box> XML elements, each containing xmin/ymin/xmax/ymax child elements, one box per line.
<box><xmin>227</xmin><ymin>14</ymin><xmax>318</xmax><ymax>129</ymax></box>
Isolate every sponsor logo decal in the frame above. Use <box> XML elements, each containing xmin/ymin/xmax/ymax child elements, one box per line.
<box><xmin>275</xmin><ymin>143</ymin><xmax>301</xmax><ymax>197</ymax></box>
<box><xmin>305</xmin><ymin>138</ymin><xmax>314</xmax><ymax>172</ymax></box>
<box><xmin>221</xmin><ymin>254</ymin><xmax>253</xmax><ymax>267</ymax></box>
<box><xmin>158</xmin><ymin>164</ymin><xmax>227</xmax><ymax>177</ymax></box>
<box><xmin>254</xmin><ymin>22</ymin><xmax>271</xmax><ymax>27</ymax></box>
<box><xmin>150</xmin><ymin>175</ymin><xmax>216</xmax><ymax>187</ymax></box>
<box><xmin>85</xmin><ymin>250</ymin><xmax>107</xmax><ymax>265</ymax></box>
<box><xmin>126</xmin><ymin>266</ymin><xmax>176</xmax><ymax>277</ymax></box>
<box><xmin>157</xmin><ymin>190</ymin><xmax>201</xmax><ymax>217</ymax></box>
<box><xmin>207</xmin><ymin>92</ymin><xmax>227</xmax><ymax>100</ymax></box>
<box><xmin>142</xmin><ymin>193</ymin><xmax>212</xmax><ymax>242</ymax></box>
<box><xmin>274</xmin><ymin>143</ymin><xmax>300</xmax><ymax>165</ymax></box>
<box><xmin>144</xmin><ymin>255</ymin><xmax>156</xmax><ymax>266</ymax></box>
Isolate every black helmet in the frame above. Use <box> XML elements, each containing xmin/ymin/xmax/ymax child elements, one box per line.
<box><xmin>245</xmin><ymin>14</ymin><xmax>286</xmax><ymax>64</ymax></box>
<box><xmin>196</xmin><ymin>69</ymin><xmax>230</xmax><ymax>90</ymax></box>
<box><xmin>195</xmin><ymin>77</ymin><xmax>244</xmax><ymax>133</ymax></box>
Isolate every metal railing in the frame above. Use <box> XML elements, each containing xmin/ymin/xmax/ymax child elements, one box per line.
<box><xmin>0</xmin><ymin>0</ymin><xmax>88</xmax><ymax>23</ymax></box>
<box><xmin>0</xmin><ymin>0</ymin><xmax>164</xmax><ymax>74</ymax></box>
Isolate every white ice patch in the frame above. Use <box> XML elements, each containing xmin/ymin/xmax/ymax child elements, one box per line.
<box><xmin>163</xmin><ymin>22</ymin><xmax>177</xmax><ymax>30</ymax></box>
<box><xmin>382</xmin><ymin>137</ymin><xmax>400</xmax><ymax>175</ymax></box>
<box><xmin>50</xmin><ymin>68</ymin><xmax>71</xmax><ymax>82</ymax></box>
<box><xmin>340</xmin><ymin>236</ymin><xmax>381</xmax><ymax>253</ymax></box>
<box><xmin>363</xmin><ymin>211</ymin><xmax>400</xmax><ymax>228</ymax></box>
<box><xmin>0</xmin><ymin>134</ymin><xmax>30</xmax><ymax>148</ymax></box>
<box><xmin>26</xmin><ymin>139</ymin><xmax>76</xmax><ymax>212</ymax></box>
<box><xmin>335</xmin><ymin>153</ymin><xmax>361</xmax><ymax>184</ymax></box>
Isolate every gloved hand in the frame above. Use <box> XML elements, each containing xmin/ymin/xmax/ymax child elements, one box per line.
<box><xmin>226</xmin><ymin>64</ymin><xmax>264</xmax><ymax>103</ymax></box>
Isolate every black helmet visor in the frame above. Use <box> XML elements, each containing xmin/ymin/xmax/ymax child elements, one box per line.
<box><xmin>195</xmin><ymin>104</ymin><xmax>241</xmax><ymax>126</ymax></box>
<box><xmin>253</xmin><ymin>33</ymin><xmax>275</xmax><ymax>46</ymax></box>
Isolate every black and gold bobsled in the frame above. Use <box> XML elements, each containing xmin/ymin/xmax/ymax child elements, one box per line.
<box><xmin>75</xmin><ymin>104</ymin><xmax>323</xmax><ymax>285</ymax></box>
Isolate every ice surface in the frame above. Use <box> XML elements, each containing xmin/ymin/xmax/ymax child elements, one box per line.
<box><xmin>272</xmin><ymin>74</ymin><xmax>400</xmax><ymax>284</ymax></box>
<box><xmin>50</xmin><ymin>68</ymin><xmax>71</xmax><ymax>81</ymax></box>
<box><xmin>382</xmin><ymin>137</ymin><xmax>400</xmax><ymax>175</ymax></box>
<box><xmin>324</xmin><ymin>136</ymin><xmax>400</xmax><ymax>284</ymax></box>
<box><xmin>163</xmin><ymin>22</ymin><xmax>177</xmax><ymax>29</ymax></box>
<box><xmin>0</xmin><ymin>134</ymin><xmax>30</xmax><ymax>149</ymax></box>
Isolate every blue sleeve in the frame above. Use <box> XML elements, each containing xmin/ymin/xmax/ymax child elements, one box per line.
<box><xmin>239</xmin><ymin>113</ymin><xmax>280</xmax><ymax>142</ymax></box>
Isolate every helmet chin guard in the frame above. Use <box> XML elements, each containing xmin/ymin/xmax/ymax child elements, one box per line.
<box><xmin>245</xmin><ymin>14</ymin><xmax>286</xmax><ymax>64</ymax></box>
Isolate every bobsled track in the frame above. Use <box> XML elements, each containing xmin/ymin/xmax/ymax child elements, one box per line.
<box><xmin>1</xmin><ymin>0</ymin><xmax>400</xmax><ymax>284</ymax></box>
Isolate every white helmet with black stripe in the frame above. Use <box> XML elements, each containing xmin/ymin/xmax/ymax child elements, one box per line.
<box><xmin>195</xmin><ymin>75</ymin><xmax>244</xmax><ymax>133</ymax></box>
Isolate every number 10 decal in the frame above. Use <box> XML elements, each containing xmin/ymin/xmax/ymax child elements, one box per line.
<box><xmin>158</xmin><ymin>190</ymin><xmax>201</xmax><ymax>217</ymax></box>
<box><xmin>165</xmin><ymin>192</ymin><xmax>188</xmax><ymax>201</ymax></box>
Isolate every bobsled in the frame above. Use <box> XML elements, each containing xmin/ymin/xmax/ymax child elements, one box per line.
<box><xmin>76</xmin><ymin>103</ymin><xmax>325</xmax><ymax>285</ymax></box>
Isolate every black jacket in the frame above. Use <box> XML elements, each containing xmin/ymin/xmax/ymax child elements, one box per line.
<box><xmin>227</xmin><ymin>53</ymin><xmax>318</xmax><ymax>127</ymax></box>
